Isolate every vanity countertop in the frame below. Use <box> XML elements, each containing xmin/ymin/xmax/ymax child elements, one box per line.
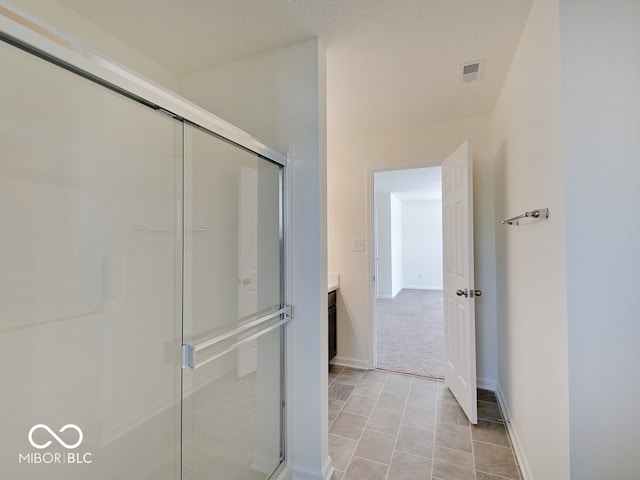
<box><xmin>328</xmin><ymin>274</ymin><xmax>340</xmax><ymax>293</ymax></box>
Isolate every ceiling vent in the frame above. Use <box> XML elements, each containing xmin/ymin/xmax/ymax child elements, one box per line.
<box><xmin>461</xmin><ymin>61</ymin><xmax>483</xmax><ymax>83</ymax></box>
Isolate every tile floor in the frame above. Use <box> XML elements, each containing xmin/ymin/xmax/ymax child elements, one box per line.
<box><xmin>328</xmin><ymin>366</ymin><xmax>522</xmax><ymax>480</ymax></box>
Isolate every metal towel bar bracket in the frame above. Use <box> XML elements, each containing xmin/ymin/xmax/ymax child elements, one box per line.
<box><xmin>502</xmin><ymin>208</ymin><xmax>549</xmax><ymax>226</ymax></box>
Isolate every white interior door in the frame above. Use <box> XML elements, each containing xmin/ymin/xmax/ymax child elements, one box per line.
<box><xmin>442</xmin><ymin>140</ymin><xmax>478</xmax><ymax>424</ymax></box>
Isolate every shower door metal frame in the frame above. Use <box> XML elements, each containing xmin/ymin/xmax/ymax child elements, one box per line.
<box><xmin>0</xmin><ymin>1</ymin><xmax>287</xmax><ymax>167</ymax></box>
<box><xmin>0</xmin><ymin>3</ymin><xmax>292</xmax><ymax>478</ymax></box>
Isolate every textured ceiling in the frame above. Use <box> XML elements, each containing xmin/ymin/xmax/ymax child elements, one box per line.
<box><xmin>57</xmin><ymin>0</ymin><xmax>532</xmax><ymax>135</ymax></box>
<box><xmin>375</xmin><ymin>167</ymin><xmax>442</xmax><ymax>202</ymax></box>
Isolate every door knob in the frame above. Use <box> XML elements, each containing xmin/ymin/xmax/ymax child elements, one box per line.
<box><xmin>456</xmin><ymin>288</ymin><xmax>482</xmax><ymax>298</ymax></box>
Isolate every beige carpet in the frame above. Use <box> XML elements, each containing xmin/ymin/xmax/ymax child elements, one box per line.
<box><xmin>376</xmin><ymin>289</ymin><xmax>444</xmax><ymax>379</ymax></box>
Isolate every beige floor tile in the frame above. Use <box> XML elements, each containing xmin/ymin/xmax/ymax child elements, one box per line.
<box><xmin>477</xmin><ymin>389</ymin><xmax>498</xmax><ymax>403</ymax></box>
<box><xmin>407</xmin><ymin>387</ymin><xmax>438</xmax><ymax>408</ymax></box>
<box><xmin>478</xmin><ymin>401</ymin><xmax>503</xmax><ymax>422</ymax></box>
<box><xmin>327</xmin><ymin>371</ymin><xmax>519</xmax><ymax>480</ymax></box>
<box><xmin>411</xmin><ymin>377</ymin><xmax>440</xmax><ymax>392</ymax></box>
<box><xmin>329</xmin><ymin>398</ymin><xmax>345</xmax><ymax>421</ymax></box>
<box><xmin>329</xmin><ymin>412</ymin><xmax>368</xmax><ymax>440</ymax></box>
<box><xmin>195</xmin><ymin>453</ymin><xmax>243</xmax><ymax>480</ymax></box>
<box><xmin>217</xmin><ymin>427</ymin><xmax>256</xmax><ymax>462</ymax></box>
<box><xmin>342</xmin><ymin>394</ymin><xmax>376</xmax><ymax>417</ymax></box>
<box><xmin>363</xmin><ymin>370</ymin><xmax>389</xmax><ymax>383</ymax></box>
<box><xmin>366</xmin><ymin>408</ymin><xmax>402</xmax><ymax>436</ymax></box>
<box><xmin>383</xmin><ymin>374</ymin><xmax>413</xmax><ymax>395</ymax></box>
<box><xmin>471</xmin><ymin>420</ymin><xmax>511</xmax><ymax>448</ymax></box>
<box><xmin>473</xmin><ymin>441</ymin><xmax>520</xmax><ymax>479</ymax></box>
<box><xmin>336</xmin><ymin>368</ymin><xmax>365</xmax><ymax>386</ymax></box>
<box><xmin>343</xmin><ymin>457</ymin><xmax>388</xmax><ymax>480</ymax></box>
<box><xmin>402</xmin><ymin>404</ymin><xmax>436</xmax><ymax>431</ymax></box>
<box><xmin>435</xmin><ymin>422</ymin><xmax>472</xmax><ymax>453</ymax></box>
<box><xmin>329</xmin><ymin>434</ymin><xmax>358</xmax><ymax>471</ymax></box>
<box><xmin>329</xmin><ymin>382</ymin><xmax>356</xmax><ymax>401</ymax></box>
<box><xmin>477</xmin><ymin>472</ymin><xmax>514</xmax><ymax>480</ymax></box>
<box><xmin>353</xmin><ymin>429</ymin><xmax>396</xmax><ymax>465</ymax></box>
<box><xmin>436</xmin><ymin>402</ymin><xmax>469</xmax><ymax>427</ymax></box>
<box><xmin>352</xmin><ymin>379</ymin><xmax>384</xmax><ymax>398</ymax></box>
<box><xmin>432</xmin><ymin>445</ymin><xmax>475</xmax><ymax>480</ymax></box>
<box><xmin>375</xmin><ymin>391</ymin><xmax>407</xmax><ymax>413</ymax></box>
<box><xmin>387</xmin><ymin>451</ymin><xmax>432</xmax><ymax>480</ymax></box>
<box><xmin>396</xmin><ymin>425</ymin><xmax>434</xmax><ymax>458</ymax></box>
<box><xmin>436</xmin><ymin>385</ymin><xmax>458</xmax><ymax>405</ymax></box>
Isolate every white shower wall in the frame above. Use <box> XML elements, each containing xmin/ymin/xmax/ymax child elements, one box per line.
<box><xmin>0</xmin><ymin>39</ymin><xmax>183</xmax><ymax>459</ymax></box>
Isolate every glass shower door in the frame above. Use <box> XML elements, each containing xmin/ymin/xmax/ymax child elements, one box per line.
<box><xmin>0</xmin><ymin>39</ymin><xmax>183</xmax><ymax>479</ymax></box>
<box><xmin>181</xmin><ymin>124</ymin><xmax>287</xmax><ymax>480</ymax></box>
<box><xmin>0</xmin><ymin>20</ymin><xmax>288</xmax><ymax>480</ymax></box>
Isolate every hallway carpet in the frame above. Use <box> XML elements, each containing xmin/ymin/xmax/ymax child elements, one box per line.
<box><xmin>376</xmin><ymin>289</ymin><xmax>444</xmax><ymax>379</ymax></box>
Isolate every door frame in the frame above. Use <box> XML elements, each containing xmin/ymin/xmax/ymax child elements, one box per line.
<box><xmin>367</xmin><ymin>160</ymin><xmax>443</xmax><ymax>370</ymax></box>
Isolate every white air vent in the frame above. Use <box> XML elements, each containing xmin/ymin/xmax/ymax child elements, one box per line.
<box><xmin>461</xmin><ymin>61</ymin><xmax>483</xmax><ymax>83</ymax></box>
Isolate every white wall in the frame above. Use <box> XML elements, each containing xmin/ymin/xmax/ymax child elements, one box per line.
<box><xmin>559</xmin><ymin>1</ymin><xmax>640</xmax><ymax>478</ymax></box>
<box><xmin>180</xmin><ymin>39</ymin><xmax>330</xmax><ymax>479</ymax></box>
<box><xmin>328</xmin><ymin>117</ymin><xmax>498</xmax><ymax>383</ymax></box>
<box><xmin>491</xmin><ymin>0</ymin><xmax>569</xmax><ymax>478</ymax></box>
<box><xmin>389</xmin><ymin>194</ymin><xmax>403</xmax><ymax>297</ymax></box>
<box><xmin>402</xmin><ymin>200</ymin><xmax>443</xmax><ymax>290</ymax></box>
<box><xmin>7</xmin><ymin>0</ymin><xmax>180</xmax><ymax>90</ymax></box>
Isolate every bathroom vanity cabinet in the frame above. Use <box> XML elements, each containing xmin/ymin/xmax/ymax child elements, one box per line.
<box><xmin>328</xmin><ymin>290</ymin><xmax>337</xmax><ymax>362</ymax></box>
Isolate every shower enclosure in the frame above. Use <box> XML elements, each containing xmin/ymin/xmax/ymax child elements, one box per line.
<box><xmin>0</xmin><ymin>7</ymin><xmax>289</xmax><ymax>480</ymax></box>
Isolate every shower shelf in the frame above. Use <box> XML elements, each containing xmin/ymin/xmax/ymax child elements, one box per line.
<box><xmin>134</xmin><ymin>225</ymin><xmax>209</xmax><ymax>233</ymax></box>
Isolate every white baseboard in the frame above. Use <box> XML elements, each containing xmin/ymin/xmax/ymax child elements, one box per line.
<box><xmin>377</xmin><ymin>294</ymin><xmax>394</xmax><ymax>300</ymax></box>
<box><xmin>272</xmin><ymin>463</ymin><xmax>291</xmax><ymax>480</ymax></box>
<box><xmin>322</xmin><ymin>456</ymin><xmax>335</xmax><ymax>480</ymax></box>
<box><xmin>330</xmin><ymin>356</ymin><xmax>370</xmax><ymax>370</ymax></box>
<box><xmin>290</xmin><ymin>456</ymin><xmax>334</xmax><ymax>480</ymax></box>
<box><xmin>496</xmin><ymin>384</ymin><xmax>534</xmax><ymax>480</ymax></box>
<box><xmin>402</xmin><ymin>285</ymin><xmax>443</xmax><ymax>291</ymax></box>
<box><xmin>477</xmin><ymin>377</ymin><xmax>497</xmax><ymax>391</ymax></box>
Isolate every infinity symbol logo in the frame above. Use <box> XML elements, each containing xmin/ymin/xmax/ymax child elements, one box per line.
<box><xmin>28</xmin><ymin>424</ymin><xmax>83</xmax><ymax>450</ymax></box>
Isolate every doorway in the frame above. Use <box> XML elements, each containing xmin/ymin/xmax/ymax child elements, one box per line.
<box><xmin>373</xmin><ymin>167</ymin><xmax>444</xmax><ymax>378</ymax></box>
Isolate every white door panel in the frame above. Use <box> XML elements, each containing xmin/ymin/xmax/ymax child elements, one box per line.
<box><xmin>442</xmin><ymin>140</ymin><xmax>477</xmax><ymax>424</ymax></box>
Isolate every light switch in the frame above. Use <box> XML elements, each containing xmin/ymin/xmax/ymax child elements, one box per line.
<box><xmin>352</xmin><ymin>239</ymin><xmax>365</xmax><ymax>251</ymax></box>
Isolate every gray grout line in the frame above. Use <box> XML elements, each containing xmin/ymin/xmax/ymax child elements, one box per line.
<box><xmin>329</xmin><ymin>368</ymin><xmax>521</xmax><ymax>480</ymax></box>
